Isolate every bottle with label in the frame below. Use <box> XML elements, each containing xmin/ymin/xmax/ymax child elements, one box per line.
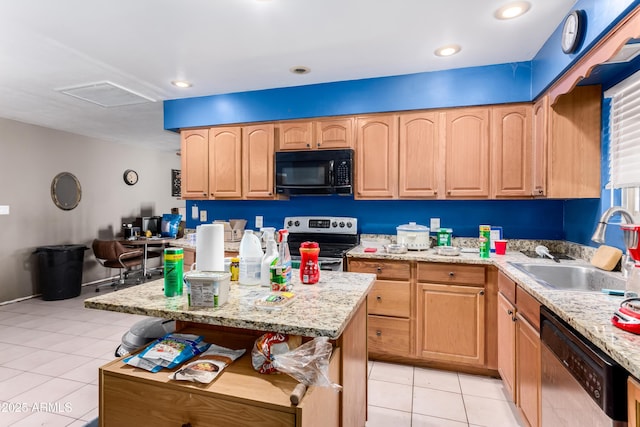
<box><xmin>260</xmin><ymin>234</ymin><xmax>279</xmax><ymax>287</ymax></box>
<box><xmin>300</xmin><ymin>241</ymin><xmax>320</xmax><ymax>284</ymax></box>
<box><xmin>271</xmin><ymin>229</ymin><xmax>292</xmax><ymax>291</ymax></box>
<box><xmin>239</xmin><ymin>230</ymin><xmax>263</xmax><ymax>286</ymax></box>
<box><xmin>164</xmin><ymin>247</ymin><xmax>184</xmax><ymax>297</ymax></box>
<box><xmin>479</xmin><ymin>225</ymin><xmax>491</xmax><ymax>259</ymax></box>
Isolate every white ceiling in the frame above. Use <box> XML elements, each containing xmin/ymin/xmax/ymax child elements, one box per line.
<box><xmin>0</xmin><ymin>0</ymin><xmax>576</xmax><ymax>152</ymax></box>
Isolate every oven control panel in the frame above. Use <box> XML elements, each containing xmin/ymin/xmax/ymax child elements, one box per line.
<box><xmin>284</xmin><ymin>216</ymin><xmax>357</xmax><ymax>234</ymax></box>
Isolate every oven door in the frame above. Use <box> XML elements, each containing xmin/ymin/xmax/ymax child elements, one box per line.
<box><xmin>291</xmin><ymin>257</ymin><xmax>344</xmax><ymax>272</ymax></box>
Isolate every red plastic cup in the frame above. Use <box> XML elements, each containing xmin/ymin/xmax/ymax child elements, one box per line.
<box><xmin>494</xmin><ymin>239</ymin><xmax>507</xmax><ymax>255</ymax></box>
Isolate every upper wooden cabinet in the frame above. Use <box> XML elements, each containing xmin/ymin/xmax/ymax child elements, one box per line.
<box><xmin>180</xmin><ymin>129</ymin><xmax>210</xmax><ymax>199</ymax></box>
<box><xmin>209</xmin><ymin>127</ymin><xmax>242</xmax><ymax>199</ymax></box>
<box><xmin>242</xmin><ymin>124</ymin><xmax>275</xmax><ymax>199</ymax></box>
<box><xmin>444</xmin><ymin>107</ymin><xmax>491</xmax><ymax>198</ymax></box>
<box><xmin>491</xmin><ymin>105</ymin><xmax>533</xmax><ymax>198</ymax></box>
<box><xmin>355</xmin><ymin>115</ymin><xmax>399</xmax><ymax>199</ymax></box>
<box><xmin>277</xmin><ymin>118</ymin><xmax>353</xmax><ymax>151</ymax></box>
<box><xmin>398</xmin><ymin>112</ymin><xmax>440</xmax><ymax>198</ymax></box>
<box><xmin>532</xmin><ymin>97</ymin><xmax>548</xmax><ymax>197</ymax></box>
<box><xmin>545</xmin><ymin>85</ymin><xmax>601</xmax><ymax>198</ymax></box>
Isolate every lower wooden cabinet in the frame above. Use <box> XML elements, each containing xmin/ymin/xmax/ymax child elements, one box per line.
<box><xmin>497</xmin><ymin>292</ymin><xmax>517</xmax><ymax>401</ymax></box>
<box><xmin>516</xmin><ymin>311</ymin><xmax>541</xmax><ymax>427</ymax></box>
<box><xmin>416</xmin><ymin>282</ymin><xmax>485</xmax><ymax>366</ymax></box>
<box><xmin>629</xmin><ymin>376</ymin><xmax>640</xmax><ymax>426</ymax></box>
<box><xmin>368</xmin><ymin>315</ymin><xmax>411</xmax><ymax>356</ymax></box>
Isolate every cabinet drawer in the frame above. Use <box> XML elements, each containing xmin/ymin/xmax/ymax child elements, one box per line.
<box><xmin>367</xmin><ymin>280</ymin><xmax>410</xmax><ymax>317</ymax></box>
<box><xmin>348</xmin><ymin>259</ymin><xmax>410</xmax><ymax>280</ymax></box>
<box><xmin>498</xmin><ymin>271</ymin><xmax>516</xmax><ymax>304</ymax></box>
<box><xmin>516</xmin><ymin>286</ymin><xmax>540</xmax><ymax>331</ymax></box>
<box><xmin>368</xmin><ymin>315</ymin><xmax>410</xmax><ymax>355</ymax></box>
<box><xmin>417</xmin><ymin>263</ymin><xmax>485</xmax><ymax>285</ymax></box>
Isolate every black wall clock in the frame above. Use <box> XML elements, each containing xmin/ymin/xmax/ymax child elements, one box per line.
<box><xmin>561</xmin><ymin>10</ymin><xmax>585</xmax><ymax>54</ymax></box>
<box><xmin>123</xmin><ymin>169</ymin><xmax>139</xmax><ymax>185</ymax></box>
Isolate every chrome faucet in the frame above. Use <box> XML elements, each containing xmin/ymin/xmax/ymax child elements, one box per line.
<box><xmin>591</xmin><ymin>206</ymin><xmax>635</xmax><ymax>244</ymax></box>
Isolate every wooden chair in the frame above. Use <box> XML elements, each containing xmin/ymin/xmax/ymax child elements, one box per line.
<box><xmin>92</xmin><ymin>239</ymin><xmax>145</xmax><ymax>291</ymax></box>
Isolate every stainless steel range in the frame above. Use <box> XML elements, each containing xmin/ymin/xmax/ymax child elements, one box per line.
<box><xmin>284</xmin><ymin>216</ymin><xmax>358</xmax><ymax>271</ymax></box>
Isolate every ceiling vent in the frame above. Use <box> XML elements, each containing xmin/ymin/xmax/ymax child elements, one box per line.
<box><xmin>57</xmin><ymin>81</ymin><xmax>155</xmax><ymax>107</ymax></box>
<box><xmin>604</xmin><ymin>42</ymin><xmax>640</xmax><ymax>64</ymax></box>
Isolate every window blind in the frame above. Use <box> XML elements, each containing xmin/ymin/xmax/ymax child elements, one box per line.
<box><xmin>607</xmin><ymin>69</ymin><xmax>640</xmax><ymax>188</ymax></box>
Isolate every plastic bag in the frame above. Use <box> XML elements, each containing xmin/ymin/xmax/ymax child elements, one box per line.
<box><xmin>169</xmin><ymin>343</ymin><xmax>246</xmax><ymax>384</ymax></box>
<box><xmin>272</xmin><ymin>337</ymin><xmax>342</xmax><ymax>391</ymax></box>
<box><xmin>251</xmin><ymin>332</ymin><xmax>301</xmax><ymax>374</ymax></box>
<box><xmin>161</xmin><ymin>214</ymin><xmax>182</xmax><ymax>238</ymax></box>
<box><xmin>124</xmin><ymin>333</ymin><xmax>209</xmax><ymax>373</ymax></box>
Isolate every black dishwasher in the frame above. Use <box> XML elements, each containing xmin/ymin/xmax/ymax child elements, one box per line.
<box><xmin>540</xmin><ymin>306</ymin><xmax>628</xmax><ymax>426</ymax></box>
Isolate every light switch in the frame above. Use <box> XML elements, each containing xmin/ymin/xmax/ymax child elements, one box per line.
<box><xmin>191</xmin><ymin>205</ymin><xmax>199</xmax><ymax>220</ymax></box>
<box><xmin>255</xmin><ymin>216</ymin><xmax>263</xmax><ymax>228</ymax></box>
<box><xmin>200</xmin><ymin>210</ymin><xmax>207</xmax><ymax>222</ymax></box>
<box><xmin>0</xmin><ymin>205</ymin><xmax>9</xmax><ymax>215</ymax></box>
<box><xmin>430</xmin><ymin>218</ymin><xmax>440</xmax><ymax>231</ymax></box>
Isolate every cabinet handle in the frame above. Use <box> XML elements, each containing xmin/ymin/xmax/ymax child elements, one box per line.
<box><xmin>306</xmin><ymin>143</ymin><xmax>311</xmax><ymax>148</ymax></box>
<box><xmin>317</xmin><ymin>142</ymin><xmax>321</xmax><ymax>147</ymax></box>
<box><xmin>182</xmin><ymin>423</ymin><xmax>192</xmax><ymax>427</ymax></box>
<box><xmin>202</xmin><ymin>192</ymin><xmax>206</xmax><ymax>196</ymax></box>
<box><xmin>376</xmin><ymin>330</ymin><xmax>382</xmax><ymax>337</ymax></box>
<box><xmin>507</xmin><ymin>309</ymin><xmax>513</xmax><ymax>315</ymax></box>
<box><xmin>448</xmin><ymin>271</ymin><xmax>455</xmax><ymax>277</ymax></box>
<box><xmin>512</xmin><ymin>316</ymin><xmax>517</xmax><ymax>322</ymax></box>
<box><xmin>268</xmin><ymin>192</ymin><xmax>272</xmax><ymax>195</ymax></box>
<box><xmin>479</xmin><ymin>290</ymin><xmax>485</xmax><ymax>296</ymax></box>
<box><xmin>376</xmin><ymin>295</ymin><xmax>382</xmax><ymax>301</ymax></box>
<box><xmin>376</xmin><ymin>266</ymin><xmax>382</xmax><ymax>273</ymax></box>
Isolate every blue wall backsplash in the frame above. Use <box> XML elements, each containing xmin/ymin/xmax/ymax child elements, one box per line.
<box><xmin>186</xmin><ymin>198</ymin><xmax>566</xmax><ymax>240</ymax></box>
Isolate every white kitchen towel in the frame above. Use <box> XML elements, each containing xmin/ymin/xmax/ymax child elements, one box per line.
<box><xmin>196</xmin><ymin>224</ymin><xmax>225</xmax><ymax>271</ymax></box>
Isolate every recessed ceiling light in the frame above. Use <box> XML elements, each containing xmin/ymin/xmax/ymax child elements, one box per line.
<box><xmin>495</xmin><ymin>1</ymin><xmax>531</xmax><ymax>20</ymax></box>
<box><xmin>289</xmin><ymin>66</ymin><xmax>311</xmax><ymax>75</ymax></box>
<box><xmin>434</xmin><ymin>45</ymin><xmax>461</xmax><ymax>57</ymax></box>
<box><xmin>171</xmin><ymin>80</ymin><xmax>192</xmax><ymax>88</ymax></box>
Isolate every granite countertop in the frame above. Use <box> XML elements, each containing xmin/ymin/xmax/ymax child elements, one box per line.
<box><xmin>84</xmin><ymin>269</ymin><xmax>375</xmax><ymax>340</ymax></box>
<box><xmin>171</xmin><ymin>238</ymin><xmax>240</xmax><ymax>253</ymax></box>
<box><xmin>348</xmin><ymin>244</ymin><xmax>640</xmax><ymax>379</ymax></box>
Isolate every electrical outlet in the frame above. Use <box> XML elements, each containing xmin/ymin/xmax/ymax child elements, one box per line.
<box><xmin>255</xmin><ymin>215</ymin><xmax>263</xmax><ymax>228</ymax></box>
<box><xmin>200</xmin><ymin>210</ymin><xmax>207</xmax><ymax>222</ymax></box>
<box><xmin>430</xmin><ymin>217</ymin><xmax>440</xmax><ymax>231</ymax></box>
<box><xmin>0</xmin><ymin>205</ymin><xmax>8</xmax><ymax>215</ymax></box>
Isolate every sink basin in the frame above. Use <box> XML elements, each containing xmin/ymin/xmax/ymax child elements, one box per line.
<box><xmin>508</xmin><ymin>262</ymin><xmax>625</xmax><ymax>292</ymax></box>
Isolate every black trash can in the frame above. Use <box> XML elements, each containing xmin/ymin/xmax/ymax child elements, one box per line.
<box><xmin>34</xmin><ymin>245</ymin><xmax>88</xmax><ymax>301</ymax></box>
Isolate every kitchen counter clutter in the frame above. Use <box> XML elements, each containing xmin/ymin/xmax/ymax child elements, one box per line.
<box><xmin>347</xmin><ymin>243</ymin><xmax>640</xmax><ymax>380</ymax></box>
<box><xmin>86</xmin><ymin>269</ymin><xmax>375</xmax><ymax>427</ymax></box>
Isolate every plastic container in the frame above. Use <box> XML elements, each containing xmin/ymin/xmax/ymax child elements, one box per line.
<box><xmin>396</xmin><ymin>222</ymin><xmax>430</xmax><ymax>250</ymax></box>
<box><xmin>239</xmin><ymin>230</ymin><xmax>263</xmax><ymax>286</ymax></box>
<box><xmin>261</xmin><ymin>234</ymin><xmax>279</xmax><ymax>287</ymax></box>
<box><xmin>271</xmin><ymin>230</ymin><xmax>292</xmax><ymax>291</ymax></box>
<box><xmin>34</xmin><ymin>245</ymin><xmax>88</xmax><ymax>301</ymax></box>
<box><xmin>479</xmin><ymin>225</ymin><xmax>491</xmax><ymax>259</ymax></box>
<box><xmin>626</xmin><ymin>263</ymin><xmax>640</xmax><ymax>298</ymax></box>
<box><xmin>300</xmin><ymin>241</ymin><xmax>320</xmax><ymax>284</ymax></box>
<box><xmin>164</xmin><ymin>247</ymin><xmax>184</xmax><ymax>297</ymax></box>
<box><xmin>437</xmin><ymin>228</ymin><xmax>453</xmax><ymax>246</ymax></box>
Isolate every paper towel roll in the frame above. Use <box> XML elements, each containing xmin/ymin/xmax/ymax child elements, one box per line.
<box><xmin>196</xmin><ymin>224</ymin><xmax>225</xmax><ymax>272</ymax></box>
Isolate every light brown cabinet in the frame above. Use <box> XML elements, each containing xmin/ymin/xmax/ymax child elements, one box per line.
<box><xmin>491</xmin><ymin>104</ymin><xmax>533</xmax><ymax>198</ymax></box>
<box><xmin>180</xmin><ymin>129</ymin><xmax>210</xmax><ymax>199</ymax></box>
<box><xmin>416</xmin><ymin>263</ymin><xmax>486</xmax><ymax>366</ymax></box>
<box><xmin>347</xmin><ymin>258</ymin><xmax>412</xmax><ymax>357</ymax></box>
<box><xmin>444</xmin><ymin>107</ymin><xmax>491</xmax><ymax>198</ymax></box>
<box><xmin>209</xmin><ymin>126</ymin><xmax>243</xmax><ymax>198</ymax></box>
<box><xmin>497</xmin><ymin>272</ymin><xmax>541</xmax><ymax>427</ymax></box>
<box><xmin>537</xmin><ymin>85</ymin><xmax>602</xmax><ymax>198</ymax></box>
<box><xmin>532</xmin><ymin>97</ymin><xmax>547</xmax><ymax>196</ymax></box>
<box><xmin>628</xmin><ymin>376</ymin><xmax>640</xmax><ymax>426</ymax></box>
<box><xmin>242</xmin><ymin>124</ymin><xmax>275</xmax><ymax>199</ymax></box>
<box><xmin>398</xmin><ymin>111</ymin><xmax>440</xmax><ymax>198</ymax></box>
<box><xmin>277</xmin><ymin>118</ymin><xmax>353</xmax><ymax>151</ymax></box>
<box><xmin>354</xmin><ymin>115</ymin><xmax>399</xmax><ymax>199</ymax></box>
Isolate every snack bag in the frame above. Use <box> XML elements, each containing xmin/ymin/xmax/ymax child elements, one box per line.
<box><xmin>251</xmin><ymin>332</ymin><xmax>302</xmax><ymax>374</ymax></box>
<box><xmin>169</xmin><ymin>343</ymin><xmax>246</xmax><ymax>384</ymax></box>
<box><xmin>124</xmin><ymin>333</ymin><xmax>208</xmax><ymax>373</ymax></box>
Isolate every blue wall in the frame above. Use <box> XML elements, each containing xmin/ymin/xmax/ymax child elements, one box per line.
<box><xmin>186</xmin><ymin>198</ymin><xmax>565</xmax><ymax>240</ymax></box>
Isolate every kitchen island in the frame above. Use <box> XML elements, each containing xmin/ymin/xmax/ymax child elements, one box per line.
<box><xmin>84</xmin><ymin>270</ymin><xmax>375</xmax><ymax>427</ymax></box>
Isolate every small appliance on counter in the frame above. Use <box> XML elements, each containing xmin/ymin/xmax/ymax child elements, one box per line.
<box><xmin>396</xmin><ymin>222</ymin><xmax>430</xmax><ymax>251</ymax></box>
<box><xmin>115</xmin><ymin>318</ymin><xmax>176</xmax><ymax>357</ymax></box>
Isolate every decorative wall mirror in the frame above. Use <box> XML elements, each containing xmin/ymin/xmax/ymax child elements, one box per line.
<box><xmin>51</xmin><ymin>172</ymin><xmax>82</xmax><ymax>210</ymax></box>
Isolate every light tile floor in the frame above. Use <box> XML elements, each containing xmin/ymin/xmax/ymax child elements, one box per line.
<box><xmin>0</xmin><ymin>284</ymin><xmax>525</xmax><ymax>427</ymax></box>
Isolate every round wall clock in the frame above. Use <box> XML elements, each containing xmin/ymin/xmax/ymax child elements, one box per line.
<box><xmin>123</xmin><ymin>169</ymin><xmax>139</xmax><ymax>186</ymax></box>
<box><xmin>561</xmin><ymin>10</ymin><xmax>585</xmax><ymax>54</ymax></box>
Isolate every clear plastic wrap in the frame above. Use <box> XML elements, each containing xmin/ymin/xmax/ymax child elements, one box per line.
<box><xmin>271</xmin><ymin>337</ymin><xmax>342</xmax><ymax>392</ymax></box>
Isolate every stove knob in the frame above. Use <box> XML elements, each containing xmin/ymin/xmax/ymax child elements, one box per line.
<box><xmin>287</xmin><ymin>220</ymin><xmax>293</xmax><ymax>227</ymax></box>
<box><xmin>332</xmin><ymin>221</ymin><xmax>338</xmax><ymax>228</ymax></box>
<box><xmin>294</xmin><ymin>220</ymin><xmax>300</xmax><ymax>227</ymax></box>
<box><xmin>339</xmin><ymin>222</ymin><xmax>345</xmax><ymax>228</ymax></box>
<box><xmin>346</xmin><ymin>222</ymin><xmax>352</xmax><ymax>228</ymax></box>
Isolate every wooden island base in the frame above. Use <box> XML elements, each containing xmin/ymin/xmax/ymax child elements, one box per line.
<box><xmin>98</xmin><ymin>303</ymin><xmax>367</xmax><ymax>427</ymax></box>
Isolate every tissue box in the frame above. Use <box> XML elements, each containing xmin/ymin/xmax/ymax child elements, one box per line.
<box><xmin>184</xmin><ymin>271</ymin><xmax>231</xmax><ymax>308</ymax></box>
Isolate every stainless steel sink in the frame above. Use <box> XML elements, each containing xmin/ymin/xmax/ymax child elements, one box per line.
<box><xmin>508</xmin><ymin>262</ymin><xmax>625</xmax><ymax>292</ymax></box>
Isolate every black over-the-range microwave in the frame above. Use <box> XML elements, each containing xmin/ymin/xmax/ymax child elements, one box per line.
<box><xmin>275</xmin><ymin>149</ymin><xmax>353</xmax><ymax>195</ymax></box>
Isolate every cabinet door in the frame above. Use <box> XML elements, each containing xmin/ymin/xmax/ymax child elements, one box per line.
<box><xmin>277</xmin><ymin>121</ymin><xmax>313</xmax><ymax>150</ymax></box>
<box><xmin>242</xmin><ymin>124</ymin><xmax>275</xmax><ymax>199</ymax></box>
<box><xmin>417</xmin><ymin>283</ymin><xmax>485</xmax><ymax>366</ymax></box>
<box><xmin>315</xmin><ymin>118</ymin><xmax>353</xmax><ymax>149</ymax></box>
<box><xmin>532</xmin><ymin>97</ymin><xmax>548</xmax><ymax>197</ymax></box>
<box><xmin>180</xmin><ymin>129</ymin><xmax>209</xmax><ymax>199</ymax></box>
<box><xmin>209</xmin><ymin>127</ymin><xmax>242</xmax><ymax>198</ymax></box>
<box><xmin>491</xmin><ymin>105</ymin><xmax>532</xmax><ymax>198</ymax></box>
<box><xmin>497</xmin><ymin>292</ymin><xmax>517</xmax><ymax>401</ymax></box>
<box><xmin>444</xmin><ymin>108</ymin><xmax>490</xmax><ymax>198</ymax></box>
<box><xmin>355</xmin><ymin>115</ymin><xmax>398</xmax><ymax>199</ymax></box>
<box><xmin>399</xmin><ymin>111</ymin><xmax>440</xmax><ymax>198</ymax></box>
<box><xmin>629</xmin><ymin>376</ymin><xmax>640</xmax><ymax>427</ymax></box>
<box><xmin>516</xmin><ymin>313</ymin><xmax>541</xmax><ymax>427</ymax></box>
